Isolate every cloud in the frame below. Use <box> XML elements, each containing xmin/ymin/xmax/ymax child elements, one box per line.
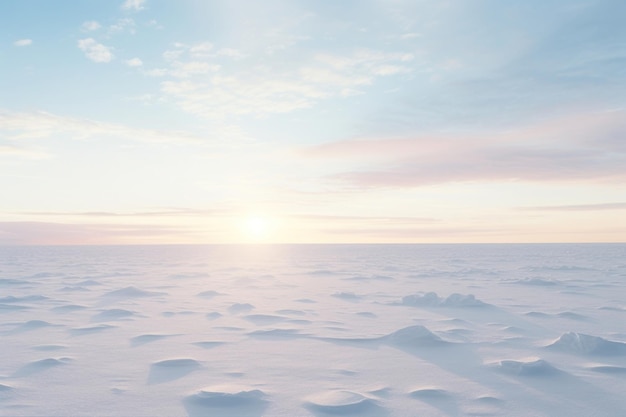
<box><xmin>78</xmin><ymin>38</ymin><xmax>114</xmax><ymax>63</ymax></box>
<box><xmin>126</xmin><ymin>57</ymin><xmax>143</xmax><ymax>67</ymax></box>
<box><xmin>14</xmin><ymin>39</ymin><xmax>32</xmax><ymax>47</ymax></box>
<box><xmin>302</xmin><ymin>109</ymin><xmax>626</xmax><ymax>188</ymax></box>
<box><xmin>519</xmin><ymin>203</ymin><xmax>626</xmax><ymax>212</ymax></box>
<box><xmin>81</xmin><ymin>21</ymin><xmax>101</xmax><ymax>31</ymax></box>
<box><xmin>0</xmin><ymin>144</ymin><xmax>49</xmax><ymax>159</ymax></box>
<box><xmin>0</xmin><ymin>222</ymin><xmax>192</xmax><ymax>245</ymax></box>
<box><xmin>18</xmin><ymin>207</ymin><xmax>229</xmax><ymax>218</ymax></box>
<box><xmin>322</xmin><ymin>226</ymin><xmax>496</xmax><ymax>239</ymax></box>
<box><xmin>151</xmin><ymin>43</ymin><xmax>414</xmax><ymax>119</ymax></box>
<box><xmin>109</xmin><ymin>18</ymin><xmax>136</xmax><ymax>35</ymax></box>
<box><xmin>0</xmin><ymin>109</ymin><xmax>203</xmax><ymax>145</ymax></box>
<box><xmin>121</xmin><ymin>0</ymin><xmax>146</xmax><ymax>11</ymax></box>
<box><xmin>293</xmin><ymin>214</ymin><xmax>438</xmax><ymax>224</ymax></box>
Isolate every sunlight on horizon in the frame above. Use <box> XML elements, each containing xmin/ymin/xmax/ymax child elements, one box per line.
<box><xmin>0</xmin><ymin>1</ymin><xmax>624</xmax><ymax>245</ymax></box>
<box><xmin>239</xmin><ymin>215</ymin><xmax>276</xmax><ymax>242</ymax></box>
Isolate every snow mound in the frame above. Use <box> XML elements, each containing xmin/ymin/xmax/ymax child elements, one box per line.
<box><xmin>555</xmin><ymin>312</ymin><xmax>587</xmax><ymax>320</ymax></box>
<box><xmin>401</xmin><ymin>292</ymin><xmax>487</xmax><ymax>308</ymax></box>
<box><xmin>193</xmin><ymin>341</ymin><xmax>224</xmax><ymax>349</ymax></box>
<box><xmin>410</xmin><ymin>387</ymin><xmax>451</xmax><ymax>398</ymax></box>
<box><xmin>248</xmin><ymin>328</ymin><xmax>303</xmax><ymax>339</ymax></box>
<box><xmin>92</xmin><ymin>308</ymin><xmax>135</xmax><ymax>321</ymax></box>
<box><xmin>228</xmin><ymin>303</ymin><xmax>254</xmax><ymax>314</ymax></box>
<box><xmin>525</xmin><ymin>311</ymin><xmax>550</xmax><ymax>318</ymax></box>
<box><xmin>0</xmin><ymin>278</ymin><xmax>28</xmax><ymax>286</ymax></box>
<box><xmin>148</xmin><ymin>358</ymin><xmax>201</xmax><ymax>384</ymax></box>
<box><xmin>0</xmin><ymin>303</ymin><xmax>29</xmax><ymax>312</ymax></box>
<box><xmin>304</xmin><ymin>390</ymin><xmax>380</xmax><ymax>415</ymax></box>
<box><xmin>130</xmin><ymin>334</ymin><xmax>171</xmax><ymax>346</ymax></box>
<box><xmin>493</xmin><ymin>359</ymin><xmax>562</xmax><ymax>376</ymax></box>
<box><xmin>51</xmin><ymin>304</ymin><xmax>87</xmax><ymax>313</ymax></box>
<box><xmin>513</xmin><ymin>277</ymin><xmax>559</xmax><ymax>286</ymax></box>
<box><xmin>152</xmin><ymin>358</ymin><xmax>201</xmax><ymax>368</ymax></box>
<box><xmin>196</xmin><ymin>290</ymin><xmax>220</xmax><ymax>299</ymax></box>
<box><xmin>0</xmin><ymin>295</ymin><xmax>49</xmax><ymax>303</ymax></box>
<box><xmin>13</xmin><ymin>357</ymin><xmax>72</xmax><ymax>377</ymax></box>
<box><xmin>77</xmin><ymin>279</ymin><xmax>101</xmax><ymax>286</ymax></box>
<box><xmin>69</xmin><ymin>324</ymin><xmax>115</xmax><ymax>335</ymax></box>
<box><xmin>32</xmin><ymin>344</ymin><xmax>67</xmax><ymax>351</ymax></box>
<box><xmin>243</xmin><ymin>314</ymin><xmax>286</xmax><ymax>325</ymax></box>
<box><xmin>13</xmin><ymin>320</ymin><xmax>53</xmax><ymax>331</ymax></box>
<box><xmin>588</xmin><ymin>365</ymin><xmax>626</xmax><ymax>374</ymax></box>
<box><xmin>183</xmin><ymin>385</ymin><xmax>269</xmax><ymax>417</ymax></box>
<box><xmin>475</xmin><ymin>395</ymin><xmax>503</xmax><ymax>404</ymax></box>
<box><xmin>206</xmin><ymin>312</ymin><xmax>223</xmax><ymax>320</ymax></box>
<box><xmin>332</xmin><ymin>291</ymin><xmax>361</xmax><ymax>301</ymax></box>
<box><xmin>102</xmin><ymin>286</ymin><xmax>164</xmax><ymax>298</ymax></box>
<box><xmin>385</xmin><ymin>325</ymin><xmax>446</xmax><ymax>348</ymax></box>
<box><xmin>547</xmin><ymin>332</ymin><xmax>626</xmax><ymax>355</ymax></box>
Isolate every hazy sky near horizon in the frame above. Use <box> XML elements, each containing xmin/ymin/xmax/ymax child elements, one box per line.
<box><xmin>1</xmin><ymin>0</ymin><xmax>625</xmax><ymax>244</ymax></box>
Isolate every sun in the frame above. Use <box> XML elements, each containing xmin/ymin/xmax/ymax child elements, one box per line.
<box><xmin>242</xmin><ymin>215</ymin><xmax>271</xmax><ymax>241</ymax></box>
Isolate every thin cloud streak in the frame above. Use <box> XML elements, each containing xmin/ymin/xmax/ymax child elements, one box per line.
<box><xmin>322</xmin><ymin>226</ymin><xmax>500</xmax><ymax>238</ymax></box>
<box><xmin>18</xmin><ymin>208</ymin><xmax>231</xmax><ymax>218</ymax></box>
<box><xmin>303</xmin><ymin>109</ymin><xmax>626</xmax><ymax>188</ymax></box>
<box><xmin>0</xmin><ymin>109</ymin><xmax>204</xmax><ymax>145</ymax></box>
<box><xmin>14</xmin><ymin>39</ymin><xmax>32</xmax><ymax>47</ymax></box>
<box><xmin>0</xmin><ymin>144</ymin><xmax>50</xmax><ymax>159</ymax></box>
<box><xmin>519</xmin><ymin>202</ymin><xmax>626</xmax><ymax>212</ymax></box>
<box><xmin>0</xmin><ymin>222</ymin><xmax>197</xmax><ymax>245</ymax></box>
<box><xmin>292</xmin><ymin>214</ymin><xmax>439</xmax><ymax>223</ymax></box>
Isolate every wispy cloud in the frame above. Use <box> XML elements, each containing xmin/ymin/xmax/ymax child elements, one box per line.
<box><xmin>150</xmin><ymin>43</ymin><xmax>414</xmax><ymax>119</ymax></box>
<box><xmin>126</xmin><ymin>57</ymin><xmax>143</xmax><ymax>67</ymax></box>
<box><xmin>108</xmin><ymin>18</ymin><xmax>136</xmax><ymax>36</ymax></box>
<box><xmin>78</xmin><ymin>38</ymin><xmax>114</xmax><ymax>63</ymax></box>
<box><xmin>322</xmin><ymin>226</ymin><xmax>497</xmax><ymax>239</ymax></box>
<box><xmin>0</xmin><ymin>221</ymin><xmax>193</xmax><ymax>245</ymax></box>
<box><xmin>293</xmin><ymin>214</ymin><xmax>439</xmax><ymax>224</ymax></box>
<box><xmin>13</xmin><ymin>39</ymin><xmax>32</xmax><ymax>47</ymax></box>
<box><xmin>519</xmin><ymin>202</ymin><xmax>626</xmax><ymax>212</ymax></box>
<box><xmin>121</xmin><ymin>0</ymin><xmax>146</xmax><ymax>12</ymax></box>
<box><xmin>18</xmin><ymin>207</ymin><xmax>230</xmax><ymax>218</ymax></box>
<box><xmin>0</xmin><ymin>144</ymin><xmax>49</xmax><ymax>159</ymax></box>
<box><xmin>81</xmin><ymin>21</ymin><xmax>101</xmax><ymax>31</ymax></box>
<box><xmin>303</xmin><ymin>109</ymin><xmax>626</xmax><ymax>188</ymax></box>
<box><xmin>0</xmin><ymin>109</ymin><xmax>203</xmax><ymax>145</ymax></box>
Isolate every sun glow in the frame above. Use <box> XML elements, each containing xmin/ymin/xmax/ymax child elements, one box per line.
<box><xmin>242</xmin><ymin>215</ymin><xmax>272</xmax><ymax>241</ymax></box>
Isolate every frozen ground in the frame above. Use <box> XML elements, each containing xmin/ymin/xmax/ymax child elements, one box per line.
<box><xmin>0</xmin><ymin>243</ymin><xmax>625</xmax><ymax>416</ymax></box>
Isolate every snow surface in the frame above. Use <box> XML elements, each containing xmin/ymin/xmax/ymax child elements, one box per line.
<box><xmin>0</xmin><ymin>243</ymin><xmax>625</xmax><ymax>416</ymax></box>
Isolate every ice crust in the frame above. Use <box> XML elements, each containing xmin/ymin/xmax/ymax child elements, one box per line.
<box><xmin>0</xmin><ymin>243</ymin><xmax>625</xmax><ymax>416</ymax></box>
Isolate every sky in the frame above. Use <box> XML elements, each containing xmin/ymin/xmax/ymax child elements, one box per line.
<box><xmin>1</xmin><ymin>0</ymin><xmax>625</xmax><ymax>244</ymax></box>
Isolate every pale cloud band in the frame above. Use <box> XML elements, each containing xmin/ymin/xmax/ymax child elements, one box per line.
<box><xmin>81</xmin><ymin>21</ymin><xmax>102</xmax><ymax>31</ymax></box>
<box><xmin>78</xmin><ymin>38</ymin><xmax>114</xmax><ymax>63</ymax></box>
<box><xmin>14</xmin><ymin>39</ymin><xmax>32</xmax><ymax>47</ymax></box>
<box><xmin>153</xmin><ymin>43</ymin><xmax>414</xmax><ymax>120</ymax></box>
<box><xmin>2</xmin><ymin>0</ymin><xmax>625</xmax><ymax>245</ymax></box>
<box><xmin>126</xmin><ymin>58</ymin><xmax>143</xmax><ymax>67</ymax></box>
<box><xmin>121</xmin><ymin>0</ymin><xmax>146</xmax><ymax>11</ymax></box>
<box><xmin>0</xmin><ymin>109</ymin><xmax>203</xmax><ymax>145</ymax></box>
<box><xmin>304</xmin><ymin>110</ymin><xmax>626</xmax><ymax>188</ymax></box>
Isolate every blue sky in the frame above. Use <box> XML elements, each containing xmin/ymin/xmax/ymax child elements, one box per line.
<box><xmin>1</xmin><ymin>0</ymin><xmax>625</xmax><ymax>244</ymax></box>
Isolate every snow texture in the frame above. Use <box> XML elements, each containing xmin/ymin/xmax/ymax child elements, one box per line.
<box><xmin>0</xmin><ymin>243</ymin><xmax>625</xmax><ymax>416</ymax></box>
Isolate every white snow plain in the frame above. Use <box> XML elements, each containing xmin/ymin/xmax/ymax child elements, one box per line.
<box><xmin>0</xmin><ymin>243</ymin><xmax>625</xmax><ymax>416</ymax></box>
